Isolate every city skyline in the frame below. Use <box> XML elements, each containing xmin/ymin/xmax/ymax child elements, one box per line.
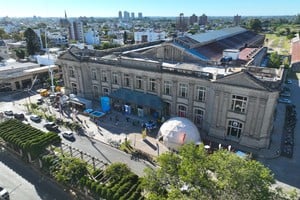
<box><xmin>0</xmin><ymin>0</ymin><xmax>299</xmax><ymax>18</ymax></box>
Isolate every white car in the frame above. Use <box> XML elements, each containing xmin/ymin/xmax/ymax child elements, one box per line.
<box><xmin>62</xmin><ymin>131</ymin><xmax>75</xmax><ymax>141</ymax></box>
<box><xmin>278</xmin><ymin>98</ymin><xmax>292</xmax><ymax>104</ymax></box>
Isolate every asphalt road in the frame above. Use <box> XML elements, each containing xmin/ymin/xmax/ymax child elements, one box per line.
<box><xmin>0</xmin><ymin>149</ymin><xmax>73</xmax><ymax>200</ymax></box>
<box><xmin>0</xmin><ymin>92</ymin><xmax>151</xmax><ymax>177</ymax></box>
<box><xmin>258</xmin><ymin>79</ymin><xmax>300</xmax><ymax>192</ymax></box>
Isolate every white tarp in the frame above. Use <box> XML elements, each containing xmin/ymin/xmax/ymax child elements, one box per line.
<box><xmin>158</xmin><ymin>117</ymin><xmax>201</xmax><ymax>150</ymax></box>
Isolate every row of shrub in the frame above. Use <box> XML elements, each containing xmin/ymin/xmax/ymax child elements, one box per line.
<box><xmin>0</xmin><ymin>119</ymin><xmax>61</xmax><ymax>158</ymax></box>
<box><xmin>41</xmin><ymin>154</ymin><xmax>144</xmax><ymax>200</ymax></box>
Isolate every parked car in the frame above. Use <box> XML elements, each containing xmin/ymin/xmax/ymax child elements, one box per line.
<box><xmin>36</xmin><ymin>98</ymin><xmax>44</xmax><ymax>105</ymax></box>
<box><xmin>142</xmin><ymin>120</ymin><xmax>157</xmax><ymax>130</ymax></box>
<box><xmin>0</xmin><ymin>186</ymin><xmax>9</xmax><ymax>200</ymax></box>
<box><xmin>278</xmin><ymin>98</ymin><xmax>292</xmax><ymax>104</ymax></box>
<box><xmin>30</xmin><ymin>115</ymin><xmax>41</xmax><ymax>123</ymax></box>
<box><xmin>14</xmin><ymin>113</ymin><xmax>25</xmax><ymax>120</ymax></box>
<box><xmin>4</xmin><ymin>110</ymin><xmax>13</xmax><ymax>117</ymax></box>
<box><xmin>62</xmin><ymin>131</ymin><xmax>75</xmax><ymax>141</ymax></box>
<box><xmin>44</xmin><ymin>122</ymin><xmax>59</xmax><ymax>132</ymax></box>
<box><xmin>280</xmin><ymin>91</ymin><xmax>291</xmax><ymax>97</ymax></box>
<box><xmin>286</xmin><ymin>79</ymin><xmax>292</xmax><ymax>84</ymax></box>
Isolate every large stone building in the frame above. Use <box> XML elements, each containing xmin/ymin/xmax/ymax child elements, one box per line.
<box><xmin>56</xmin><ymin>28</ymin><xmax>278</xmax><ymax>150</ymax></box>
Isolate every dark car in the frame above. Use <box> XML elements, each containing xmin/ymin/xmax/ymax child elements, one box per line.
<box><xmin>286</xmin><ymin>79</ymin><xmax>292</xmax><ymax>84</ymax></box>
<box><xmin>30</xmin><ymin>115</ymin><xmax>41</xmax><ymax>123</ymax></box>
<box><xmin>14</xmin><ymin>113</ymin><xmax>25</xmax><ymax>120</ymax></box>
<box><xmin>4</xmin><ymin>110</ymin><xmax>13</xmax><ymax>116</ymax></box>
<box><xmin>142</xmin><ymin>120</ymin><xmax>157</xmax><ymax>130</ymax></box>
<box><xmin>36</xmin><ymin>98</ymin><xmax>44</xmax><ymax>105</ymax></box>
<box><xmin>44</xmin><ymin>122</ymin><xmax>59</xmax><ymax>132</ymax></box>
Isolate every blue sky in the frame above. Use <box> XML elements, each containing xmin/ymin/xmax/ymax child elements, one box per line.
<box><xmin>0</xmin><ymin>0</ymin><xmax>299</xmax><ymax>17</ymax></box>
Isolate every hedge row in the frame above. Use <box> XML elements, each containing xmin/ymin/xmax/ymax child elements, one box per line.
<box><xmin>41</xmin><ymin>155</ymin><xmax>143</xmax><ymax>200</ymax></box>
<box><xmin>0</xmin><ymin>119</ymin><xmax>61</xmax><ymax>157</ymax></box>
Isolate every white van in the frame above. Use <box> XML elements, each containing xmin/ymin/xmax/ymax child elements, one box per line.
<box><xmin>0</xmin><ymin>187</ymin><xmax>9</xmax><ymax>200</ymax></box>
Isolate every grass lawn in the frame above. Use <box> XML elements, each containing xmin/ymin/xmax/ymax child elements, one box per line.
<box><xmin>265</xmin><ymin>34</ymin><xmax>291</xmax><ymax>55</ymax></box>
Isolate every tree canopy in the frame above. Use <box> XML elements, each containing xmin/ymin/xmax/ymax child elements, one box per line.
<box><xmin>142</xmin><ymin>143</ymin><xmax>296</xmax><ymax>200</ymax></box>
<box><xmin>249</xmin><ymin>18</ymin><xmax>262</xmax><ymax>32</ymax></box>
<box><xmin>24</xmin><ymin>27</ymin><xmax>41</xmax><ymax>56</ymax></box>
<box><xmin>268</xmin><ymin>52</ymin><xmax>282</xmax><ymax>68</ymax></box>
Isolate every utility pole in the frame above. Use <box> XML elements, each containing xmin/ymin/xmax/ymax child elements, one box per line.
<box><xmin>45</xmin><ymin>28</ymin><xmax>55</xmax><ymax>94</ymax></box>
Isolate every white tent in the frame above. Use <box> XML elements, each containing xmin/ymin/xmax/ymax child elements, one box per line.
<box><xmin>158</xmin><ymin>117</ymin><xmax>201</xmax><ymax>150</ymax></box>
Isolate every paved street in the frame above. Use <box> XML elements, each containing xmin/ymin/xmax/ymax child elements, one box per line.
<box><xmin>0</xmin><ymin>149</ymin><xmax>73</xmax><ymax>200</ymax></box>
<box><xmin>257</xmin><ymin>79</ymin><xmax>300</xmax><ymax>192</ymax></box>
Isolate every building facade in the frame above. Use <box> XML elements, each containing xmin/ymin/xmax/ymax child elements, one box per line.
<box><xmin>199</xmin><ymin>14</ymin><xmax>208</xmax><ymax>26</ymax></box>
<box><xmin>134</xmin><ymin>30</ymin><xmax>166</xmax><ymax>43</ymax></box>
<box><xmin>56</xmin><ymin>43</ymin><xmax>278</xmax><ymax>150</ymax></box>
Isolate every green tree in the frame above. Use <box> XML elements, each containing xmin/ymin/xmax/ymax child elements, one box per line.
<box><xmin>104</xmin><ymin>162</ymin><xmax>131</xmax><ymax>182</ymax></box>
<box><xmin>24</xmin><ymin>28</ymin><xmax>41</xmax><ymax>56</ymax></box>
<box><xmin>14</xmin><ymin>48</ymin><xmax>26</xmax><ymax>59</ymax></box>
<box><xmin>249</xmin><ymin>18</ymin><xmax>262</xmax><ymax>32</ymax></box>
<box><xmin>295</xmin><ymin>14</ymin><xmax>300</xmax><ymax>24</ymax></box>
<box><xmin>142</xmin><ymin>143</ymin><xmax>294</xmax><ymax>200</ymax></box>
<box><xmin>11</xmin><ymin>32</ymin><xmax>23</xmax><ymax>41</ymax></box>
<box><xmin>54</xmin><ymin>157</ymin><xmax>88</xmax><ymax>187</ymax></box>
<box><xmin>268</xmin><ymin>52</ymin><xmax>281</xmax><ymax>68</ymax></box>
<box><xmin>0</xmin><ymin>28</ymin><xmax>10</xmax><ymax>39</ymax></box>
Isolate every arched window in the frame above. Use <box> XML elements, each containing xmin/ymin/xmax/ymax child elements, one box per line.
<box><xmin>93</xmin><ymin>86</ymin><xmax>98</xmax><ymax>98</ymax></box>
<box><xmin>227</xmin><ymin>120</ymin><xmax>243</xmax><ymax>138</ymax></box>
<box><xmin>194</xmin><ymin>108</ymin><xmax>204</xmax><ymax>127</ymax></box>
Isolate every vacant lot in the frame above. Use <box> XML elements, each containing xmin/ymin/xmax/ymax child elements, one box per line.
<box><xmin>265</xmin><ymin>34</ymin><xmax>291</xmax><ymax>55</ymax></box>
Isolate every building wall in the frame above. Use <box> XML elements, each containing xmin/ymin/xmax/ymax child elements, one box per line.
<box><xmin>57</xmin><ymin>54</ymin><xmax>277</xmax><ymax>149</ymax></box>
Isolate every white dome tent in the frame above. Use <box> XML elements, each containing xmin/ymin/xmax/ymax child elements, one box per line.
<box><xmin>157</xmin><ymin>117</ymin><xmax>201</xmax><ymax>150</ymax></box>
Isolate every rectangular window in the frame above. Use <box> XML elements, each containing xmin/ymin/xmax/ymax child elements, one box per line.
<box><xmin>149</xmin><ymin>78</ymin><xmax>156</xmax><ymax>92</ymax></box>
<box><xmin>124</xmin><ymin>74</ymin><xmax>130</xmax><ymax>87</ymax></box>
<box><xmin>179</xmin><ymin>83</ymin><xmax>188</xmax><ymax>98</ymax></box>
<box><xmin>164</xmin><ymin>81</ymin><xmax>172</xmax><ymax>95</ymax></box>
<box><xmin>103</xmin><ymin>88</ymin><xmax>109</xmax><ymax>95</ymax></box>
<box><xmin>92</xmin><ymin>70</ymin><xmax>97</xmax><ymax>80</ymax></box>
<box><xmin>194</xmin><ymin>109</ymin><xmax>204</xmax><ymax>126</ymax></box>
<box><xmin>102</xmin><ymin>71</ymin><xmax>107</xmax><ymax>82</ymax></box>
<box><xmin>231</xmin><ymin>95</ymin><xmax>247</xmax><ymax>113</ymax></box>
<box><xmin>136</xmin><ymin>76</ymin><xmax>143</xmax><ymax>89</ymax></box>
<box><xmin>178</xmin><ymin>105</ymin><xmax>187</xmax><ymax>117</ymax></box>
<box><xmin>112</xmin><ymin>72</ymin><xmax>118</xmax><ymax>84</ymax></box>
<box><xmin>227</xmin><ymin>120</ymin><xmax>243</xmax><ymax>138</ymax></box>
<box><xmin>71</xmin><ymin>83</ymin><xmax>77</xmax><ymax>95</ymax></box>
<box><xmin>69</xmin><ymin>67</ymin><xmax>75</xmax><ymax>78</ymax></box>
<box><xmin>195</xmin><ymin>86</ymin><xmax>206</xmax><ymax>102</ymax></box>
<box><xmin>93</xmin><ymin>86</ymin><xmax>98</xmax><ymax>98</ymax></box>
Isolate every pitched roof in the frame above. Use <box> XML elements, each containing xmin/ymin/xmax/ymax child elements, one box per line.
<box><xmin>58</xmin><ymin>46</ymin><xmax>81</xmax><ymax>61</ymax></box>
<box><xmin>291</xmin><ymin>39</ymin><xmax>300</xmax><ymax>64</ymax></box>
<box><xmin>214</xmin><ymin>70</ymin><xmax>273</xmax><ymax>91</ymax></box>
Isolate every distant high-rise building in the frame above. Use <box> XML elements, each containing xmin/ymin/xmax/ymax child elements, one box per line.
<box><xmin>189</xmin><ymin>14</ymin><xmax>198</xmax><ymax>25</ymax></box>
<box><xmin>131</xmin><ymin>12</ymin><xmax>135</xmax><ymax>19</ymax></box>
<box><xmin>118</xmin><ymin>11</ymin><xmax>122</xmax><ymax>20</ymax></box>
<box><xmin>176</xmin><ymin>13</ymin><xmax>188</xmax><ymax>32</ymax></box>
<box><xmin>123</xmin><ymin>11</ymin><xmax>130</xmax><ymax>22</ymax></box>
<box><xmin>199</xmin><ymin>14</ymin><xmax>208</xmax><ymax>26</ymax></box>
<box><xmin>69</xmin><ymin>20</ymin><xmax>84</xmax><ymax>42</ymax></box>
<box><xmin>138</xmin><ymin>12</ymin><xmax>143</xmax><ymax>19</ymax></box>
<box><xmin>234</xmin><ymin>14</ymin><xmax>241</xmax><ymax>26</ymax></box>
